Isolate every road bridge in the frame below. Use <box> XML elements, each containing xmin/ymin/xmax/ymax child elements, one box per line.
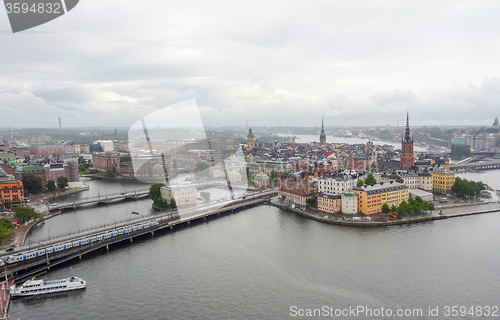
<box><xmin>50</xmin><ymin>181</ymin><xmax>240</xmax><ymax>211</ymax></box>
<box><xmin>1</xmin><ymin>190</ymin><xmax>277</xmax><ymax>281</ymax></box>
<box><xmin>450</xmin><ymin>159</ymin><xmax>500</xmax><ymax>171</ymax></box>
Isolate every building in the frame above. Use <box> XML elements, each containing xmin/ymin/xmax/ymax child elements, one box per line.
<box><xmin>80</xmin><ymin>144</ymin><xmax>90</xmax><ymax>154</ymax></box>
<box><xmin>351</xmin><ymin>182</ymin><xmax>409</xmax><ymax>215</ymax></box>
<box><xmin>319</xmin><ymin>117</ymin><xmax>326</xmax><ymax>146</ymax></box>
<box><xmin>64</xmin><ymin>142</ymin><xmax>81</xmax><ymax>155</ymax></box>
<box><xmin>278</xmin><ymin>171</ymin><xmax>316</xmax><ymax>205</ymax></box>
<box><xmin>227</xmin><ymin>170</ymin><xmax>242</xmax><ymax>184</ymax></box>
<box><xmin>317</xmin><ymin>192</ymin><xmax>341</xmax><ymax>213</ymax></box>
<box><xmin>317</xmin><ymin>174</ymin><xmax>358</xmax><ymax>195</ymax></box>
<box><xmin>409</xmin><ymin>188</ymin><xmax>433</xmax><ymax>202</ymax></box>
<box><xmin>160</xmin><ymin>185</ymin><xmax>197</xmax><ymax>206</ymax></box>
<box><xmin>92</xmin><ymin>153</ymin><xmax>120</xmax><ymax>173</ymax></box>
<box><xmin>93</xmin><ymin>140</ymin><xmax>115</xmax><ymax>152</ymax></box>
<box><xmin>29</xmin><ymin>143</ymin><xmax>65</xmax><ymax>157</ymax></box>
<box><xmin>428</xmin><ymin>167</ymin><xmax>455</xmax><ymax>194</ymax></box>
<box><xmin>341</xmin><ymin>191</ymin><xmax>358</xmax><ymax>214</ymax></box>
<box><xmin>247</xmin><ymin>128</ymin><xmax>255</xmax><ymax>151</ymax></box>
<box><xmin>418</xmin><ymin>168</ymin><xmax>433</xmax><ymax>192</ymax></box>
<box><xmin>44</xmin><ymin>159</ymin><xmax>79</xmax><ymax>183</ymax></box>
<box><xmin>401</xmin><ymin>112</ymin><xmax>415</xmax><ymax>169</ymax></box>
<box><xmin>248</xmin><ymin>160</ymin><xmax>292</xmax><ymax>178</ymax></box>
<box><xmin>253</xmin><ymin>172</ymin><xmax>270</xmax><ymax>188</ymax></box>
<box><xmin>0</xmin><ymin>168</ymin><xmax>24</xmax><ymax>205</ymax></box>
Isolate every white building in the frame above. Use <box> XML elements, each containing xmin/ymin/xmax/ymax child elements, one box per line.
<box><xmin>160</xmin><ymin>185</ymin><xmax>197</xmax><ymax>206</ymax></box>
<box><xmin>318</xmin><ymin>174</ymin><xmax>358</xmax><ymax>195</ymax></box>
<box><xmin>341</xmin><ymin>192</ymin><xmax>358</xmax><ymax>214</ymax></box>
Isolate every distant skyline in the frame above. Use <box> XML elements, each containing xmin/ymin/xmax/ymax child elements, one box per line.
<box><xmin>1</xmin><ymin>0</ymin><xmax>500</xmax><ymax>128</ymax></box>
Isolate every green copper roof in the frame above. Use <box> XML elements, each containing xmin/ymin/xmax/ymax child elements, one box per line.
<box><xmin>342</xmin><ymin>191</ymin><xmax>358</xmax><ymax>198</ymax></box>
<box><xmin>254</xmin><ymin>172</ymin><xmax>269</xmax><ymax>179</ymax></box>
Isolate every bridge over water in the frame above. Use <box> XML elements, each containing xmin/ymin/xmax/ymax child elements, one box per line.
<box><xmin>50</xmin><ymin>181</ymin><xmax>244</xmax><ymax>211</ymax></box>
<box><xmin>2</xmin><ymin>190</ymin><xmax>277</xmax><ymax>281</ymax></box>
<box><xmin>450</xmin><ymin>159</ymin><xmax>500</xmax><ymax>171</ymax></box>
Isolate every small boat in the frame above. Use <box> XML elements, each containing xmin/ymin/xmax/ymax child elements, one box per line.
<box><xmin>10</xmin><ymin>277</ymin><xmax>86</xmax><ymax>297</ymax></box>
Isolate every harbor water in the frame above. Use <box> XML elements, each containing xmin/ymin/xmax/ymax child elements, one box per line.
<box><xmin>12</xmin><ymin>171</ymin><xmax>500</xmax><ymax>319</ymax></box>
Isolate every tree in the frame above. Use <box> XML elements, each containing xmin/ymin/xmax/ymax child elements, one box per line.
<box><xmin>395</xmin><ymin>177</ymin><xmax>404</xmax><ymax>184</ymax></box>
<box><xmin>200</xmin><ymin>191</ymin><xmax>210</xmax><ymax>202</ymax></box>
<box><xmin>47</xmin><ymin>180</ymin><xmax>56</xmax><ymax>191</ymax></box>
<box><xmin>356</xmin><ymin>179</ymin><xmax>364</xmax><ymax>188</ymax></box>
<box><xmin>306</xmin><ymin>197</ymin><xmax>318</xmax><ymax>208</ymax></box>
<box><xmin>23</xmin><ymin>176</ymin><xmax>43</xmax><ymax>194</ymax></box>
<box><xmin>365</xmin><ymin>174</ymin><xmax>376</xmax><ymax>185</ymax></box>
<box><xmin>381</xmin><ymin>203</ymin><xmax>391</xmax><ymax>213</ymax></box>
<box><xmin>170</xmin><ymin>198</ymin><xmax>177</xmax><ymax>209</ymax></box>
<box><xmin>57</xmin><ymin>176</ymin><xmax>69</xmax><ymax>190</ymax></box>
<box><xmin>148</xmin><ymin>183</ymin><xmax>165</xmax><ymax>200</ymax></box>
<box><xmin>13</xmin><ymin>206</ymin><xmax>44</xmax><ymax>223</ymax></box>
<box><xmin>390</xmin><ymin>204</ymin><xmax>397</xmax><ymax>212</ymax></box>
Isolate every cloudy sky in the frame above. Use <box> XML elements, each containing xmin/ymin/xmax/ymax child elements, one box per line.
<box><xmin>1</xmin><ymin>0</ymin><xmax>500</xmax><ymax>128</ymax></box>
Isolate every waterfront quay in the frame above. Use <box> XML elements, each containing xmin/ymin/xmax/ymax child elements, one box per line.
<box><xmin>272</xmin><ymin>198</ymin><xmax>500</xmax><ymax>227</ymax></box>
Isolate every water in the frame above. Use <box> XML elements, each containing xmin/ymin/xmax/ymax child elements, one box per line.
<box><xmin>456</xmin><ymin>170</ymin><xmax>500</xmax><ymax>191</ymax></box>
<box><xmin>11</xmin><ymin>205</ymin><xmax>500</xmax><ymax>320</ymax></box>
<box><xmin>278</xmin><ymin>134</ymin><xmax>428</xmax><ymax>152</ymax></box>
<box><xmin>27</xmin><ymin>175</ymin><xmax>241</xmax><ymax>242</ymax></box>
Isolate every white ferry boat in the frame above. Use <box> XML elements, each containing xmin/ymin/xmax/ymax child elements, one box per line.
<box><xmin>10</xmin><ymin>276</ymin><xmax>86</xmax><ymax>297</ymax></box>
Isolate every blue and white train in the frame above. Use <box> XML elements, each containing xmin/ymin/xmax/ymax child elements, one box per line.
<box><xmin>0</xmin><ymin>219</ymin><xmax>160</xmax><ymax>266</ymax></box>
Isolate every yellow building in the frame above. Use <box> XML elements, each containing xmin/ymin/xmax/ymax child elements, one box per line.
<box><xmin>317</xmin><ymin>193</ymin><xmax>341</xmax><ymax>213</ymax></box>
<box><xmin>428</xmin><ymin>167</ymin><xmax>455</xmax><ymax>194</ymax></box>
<box><xmin>352</xmin><ymin>182</ymin><xmax>409</xmax><ymax>215</ymax></box>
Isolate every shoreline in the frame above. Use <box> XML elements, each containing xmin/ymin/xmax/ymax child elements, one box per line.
<box><xmin>270</xmin><ymin>200</ymin><xmax>500</xmax><ymax>227</ymax></box>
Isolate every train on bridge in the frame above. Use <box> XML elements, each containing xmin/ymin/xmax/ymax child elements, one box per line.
<box><xmin>0</xmin><ymin>218</ymin><xmax>161</xmax><ymax>266</ymax></box>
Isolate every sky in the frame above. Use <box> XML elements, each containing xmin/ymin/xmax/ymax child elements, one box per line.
<box><xmin>1</xmin><ymin>0</ymin><xmax>500</xmax><ymax>129</ymax></box>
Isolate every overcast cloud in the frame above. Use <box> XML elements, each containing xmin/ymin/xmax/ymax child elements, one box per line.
<box><xmin>1</xmin><ymin>0</ymin><xmax>500</xmax><ymax>128</ymax></box>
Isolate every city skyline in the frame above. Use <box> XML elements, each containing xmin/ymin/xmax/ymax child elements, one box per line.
<box><xmin>1</xmin><ymin>0</ymin><xmax>500</xmax><ymax>128</ymax></box>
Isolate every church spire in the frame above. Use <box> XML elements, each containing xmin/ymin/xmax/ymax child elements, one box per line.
<box><xmin>404</xmin><ymin>110</ymin><xmax>412</xmax><ymax>142</ymax></box>
<box><xmin>319</xmin><ymin>116</ymin><xmax>326</xmax><ymax>145</ymax></box>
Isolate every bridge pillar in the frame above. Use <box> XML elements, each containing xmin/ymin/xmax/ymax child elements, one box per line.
<box><xmin>106</xmin><ymin>244</ymin><xmax>109</xmax><ymax>250</ymax></box>
<box><xmin>187</xmin><ymin>220</ymin><xmax>190</xmax><ymax>225</ymax></box>
<box><xmin>79</xmin><ymin>255</ymin><xmax>82</xmax><ymax>260</ymax></box>
<box><xmin>203</xmin><ymin>216</ymin><xmax>206</xmax><ymax>220</ymax></box>
<box><xmin>151</xmin><ymin>231</ymin><xmax>154</xmax><ymax>236</ymax></box>
<box><xmin>170</xmin><ymin>225</ymin><xmax>173</xmax><ymax>230</ymax></box>
<box><xmin>130</xmin><ymin>238</ymin><xmax>133</xmax><ymax>243</ymax></box>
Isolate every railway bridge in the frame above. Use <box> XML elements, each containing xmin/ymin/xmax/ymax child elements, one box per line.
<box><xmin>2</xmin><ymin>190</ymin><xmax>277</xmax><ymax>281</ymax></box>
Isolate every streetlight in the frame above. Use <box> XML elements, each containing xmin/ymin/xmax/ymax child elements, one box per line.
<box><xmin>77</xmin><ymin>220</ymin><xmax>81</xmax><ymax>233</ymax></box>
<box><xmin>47</xmin><ymin>226</ymin><xmax>52</xmax><ymax>241</ymax></box>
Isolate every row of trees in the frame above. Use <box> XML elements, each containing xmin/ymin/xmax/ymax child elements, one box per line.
<box><xmin>148</xmin><ymin>183</ymin><xmax>177</xmax><ymax>210</ymax></box>
<box><xmin>13</xmin><ymin>205</ymin><xmax>44</xmax><ymax>223</ymax></box>
<box><xmin>23</xmin><ymin>176</ymin><xmax>69</xmax><ymax>195</ymax></box>
<box><xmin>382</xmin><ymin>197</ymin><xmax>435</xmax><ymax>215</ymax></box>
<box><xmin>0</xmin><ymin>217</ymin><xmax>16</xmax><ymax>240</ymax></box>
<box><xmin>451</xmin><ymin>177</ymin><xmax>485</xmax><ymax>197</ymax></box>
<box><xmin>451</xmin><ymin>144</ymin><xmax>471</xmax><ymax>159</ymax></box>
<box><xmin>0</xmin><ymin>206</ymin><xmax>44</xmax><ymax>240</ymax></box>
